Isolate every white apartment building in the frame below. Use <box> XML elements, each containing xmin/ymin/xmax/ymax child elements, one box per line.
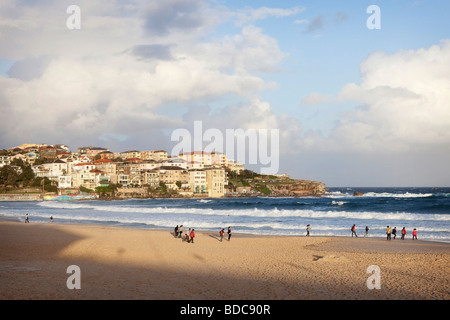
<box><xmin>189</xmin><ymin>169</ymin><xmax>207</xmax><ymax>195</ymax></box>
<box><xmin>0</xmin><ymin>156</ymin><xmax>11</xmax><ymax>167</ymax></box>
<box><xmin>178</xmin><ymin>151</ymin><xmax>228</xmax><ymax>167</ymax></box>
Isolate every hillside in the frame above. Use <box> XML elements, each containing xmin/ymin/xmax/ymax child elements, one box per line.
<box><xmin>226</xmin><ymin>170</ymin><xmax>326</xmax><ymax>197</ymax></box>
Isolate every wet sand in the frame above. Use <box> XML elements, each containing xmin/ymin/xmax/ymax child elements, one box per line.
<box><xmin>0</xmin><ymin>221</ymin><xmax>449</xmax><ymax>300</ymax></box>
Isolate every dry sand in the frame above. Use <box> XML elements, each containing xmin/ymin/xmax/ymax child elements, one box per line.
<box><xmin>0</xmin><ymin>221</ymin><xmax>449</xmax><ymax>300</ymax></box>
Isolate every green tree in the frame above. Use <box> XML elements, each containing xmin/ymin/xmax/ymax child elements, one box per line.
<box><xmin>0</xmin><ymin>165</ymin><xmax>19</xmax><ymax>187</ymax></box>
<box><xmin>159</xmin><ymin>181</ymin><xmax>168</xmax><ymax>194</ymax></box>
<box><xmin>19</xmin><ymin>166</ymin><xmax>35</xmax><ymax>186</ymax></box>
<box><xmin>11</xmin><ymin>158</ymin><xmax>25</xmax><ymax>168</ymax></box>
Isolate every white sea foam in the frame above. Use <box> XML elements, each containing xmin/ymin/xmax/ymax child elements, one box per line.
<box><xmin>331</xmin><ymin>201</ymin><xmax>347</xmax><ymax>206</ymax></box>
<box><xmin>363</xmin><ymin>192</ymin><xmax>433</xmax><ymax>198</ymax></box>
<box><xmin>324</xmin><ymin>191</ymin><xmax>434</xmax><ymax>198</ymax></box>
<box><xmin>36</xmin><ymin>201</ymin><xmax>450</xmax><ymax>222</ymax></box>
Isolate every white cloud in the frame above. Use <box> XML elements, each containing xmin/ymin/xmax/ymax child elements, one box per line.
<box><xmin>289</xmin><ymin>41</ymin><xmax>449</xmax><ymax>155</ymax></box>
<box><xmin>331</xmin><ymin>40</ymin><xmax>450</xmax><ymax>151</ymax></box>
<box><xmin>0</xmin><ymin>0</ymin><xmax>289</xmax><ymax>150</ymax></box>
<box><xmin>236</xmin><ymin>6</ymin><xmax>304</xmax><ymax>26</ymax></box>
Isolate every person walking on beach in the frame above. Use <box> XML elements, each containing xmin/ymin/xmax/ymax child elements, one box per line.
<box><xmin>386</xmin><ymin>226</ymin><xmax>392</xmax><ymax>240</ymax></box>
<box><xmin>227</xmin><ymin>226</ymin><xmax>232</xmax><ymax>241</ymax></box>
<box><xmin>189</xmin><ymin>229</ymin><xmax>195</xmax><ymax>243</ymax></box>
<box><xmin>178</xmin><ymin>225</ymin><xmax>183</xmax><ymax>238</ymax></box>
<box><xmin>25</xmin><ymin>214</ymin><xmax>29</xmax><ymax>223</ymax></box>
<box><xmin>50</xmin><ymin>216</ymin><xmax>53</xmax><ymax>223</ymax></box>
<box><xmin>306</xmin><ymin>224</ymin><xmax>311</xmax><ymax>237</ymax></box>
<box><xmin>219</xmin><ymin>228</ymin><xmax>224</xmax><ymax>242</ymax></box>
<box><xmin>401</xmin><ymin>227</ymin><xmax>406</xmax><ymax>240</ymax></box>
<box><xmin>351</xmin><ymin>224</ymin><xmax>357</xmax><ymax>237</ymax></box>
<box><xmin>174</xmin><ymin>225</ymin><xmax>179</xmax><ymax>238</ymax></box>
<box><xmin>412</xmin><ymin>228</ymin><xmax>418</xmax><ymax>240</ymax></box>
<box><xmin>392</xmin><ymin>227</ymin><xmax>397</xmax><ymax>240</ymax></box>
<box><xmin>365</xmin><ymin>226</ymin><xmax>369</xmax><ymax>237</ymax></box>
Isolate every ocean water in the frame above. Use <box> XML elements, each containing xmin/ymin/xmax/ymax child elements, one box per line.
<box><xmin>1</xmin><ymin>187</ymin><xmax>449</xmax><ymax>243</ymax></box>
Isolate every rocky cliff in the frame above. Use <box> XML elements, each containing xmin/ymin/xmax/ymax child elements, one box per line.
<box><xmin>266</xmin><ymin>180</ymin><xmax>327</xmax><ymax>197</ymax></box>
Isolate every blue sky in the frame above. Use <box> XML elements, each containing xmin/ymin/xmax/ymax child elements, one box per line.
<box><xmin>1</xmin><ymin>0</ymin><xmax>449</xmax><ymax>186</ymax></box>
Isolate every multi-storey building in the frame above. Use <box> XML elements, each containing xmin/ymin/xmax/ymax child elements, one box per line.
<box><xmin>189</xmin><ymin>169</ymin><xmax>207</xmax><ymax>195</ymax></box>
<box><xmin>94</xmin><ymin>159</ymin><xmax>118</xmax><ymax>184</ymax></box>
<box><xmin>86</xmin><ymin>147</ymin><xmax>109</xmax><ymax>159</ymax></box>
<box><xmin>157</xmin><ymin>166</ymin><xmax>189</xmax><ymax>190</ymax></box>
<box><xmin>142</xmin><ymin>170</ymin><xmax>159</xmax><ymax>188</ymax></box>
<box><xmin>205</xmin><ymin>167</ymin><xmax>227</xmax><ymax>198</ymax></box>
<box><xmin>178</xmin><ymin>151</ymin><xmax>228</xmax><ymax>167</ymax></box>
<box><xmin>140</xmin><ymin>150</ymin><xmax>168</xmax><ymax>161</ymax></box>
<box><xmin>121</xmin><ymin>150</ymin><xmax>141</xmax><ymax>160</ymax></box>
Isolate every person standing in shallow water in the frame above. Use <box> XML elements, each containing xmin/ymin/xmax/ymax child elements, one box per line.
<box><xmin>306</xmin><ymin>224</ymin><xmax>311</xmax><ymax>236</ymax></box>
<box><xmin>25</xmin><ymin>214</ymin><xmax>29</xmax><ymax>223</ymax></box>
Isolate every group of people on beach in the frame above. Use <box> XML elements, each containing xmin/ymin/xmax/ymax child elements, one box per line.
<box><xmin>385</xmin><ymin>226</ymin><xmax>418</xmax><ymax>240</ymax></box>
<box><xmin>174</xmin><ymin>225</ymin><xmax>233</xmax><ymax>243</ymax></box>
<box><xmin>174</xmin><ymin>225</ymin><xmax>196</xmax><ymax>243</ymax></box>
<box><xmin>220</xmin><ymin>226</ymin><xmax>232</xmax><ymax>242</ymax></box>
<box><xmin>305</xmin><ymin>223</ymin><xmax>419</xmax><ymax>240</ymax></box>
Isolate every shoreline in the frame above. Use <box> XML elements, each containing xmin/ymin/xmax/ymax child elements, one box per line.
<box><xmin>2</xmin><ymin>217</ymin><xmax>450</xmax><ymax>246</ymax></box>
<box><xmin>1</xmin><ymin>221</ymin><xmax>449</xmax><ymax>299</ymax></box>
<box><xmin>2</xmin><ymin>219</ymin><xmax>450</xmax><ymax>251</ymax></box>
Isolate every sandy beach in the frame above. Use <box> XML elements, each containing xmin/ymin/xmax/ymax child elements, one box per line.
<box><xmin>0</xmin><ymin>221</ymin><xmax>449</xmax><ymax>300</ymax></box>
